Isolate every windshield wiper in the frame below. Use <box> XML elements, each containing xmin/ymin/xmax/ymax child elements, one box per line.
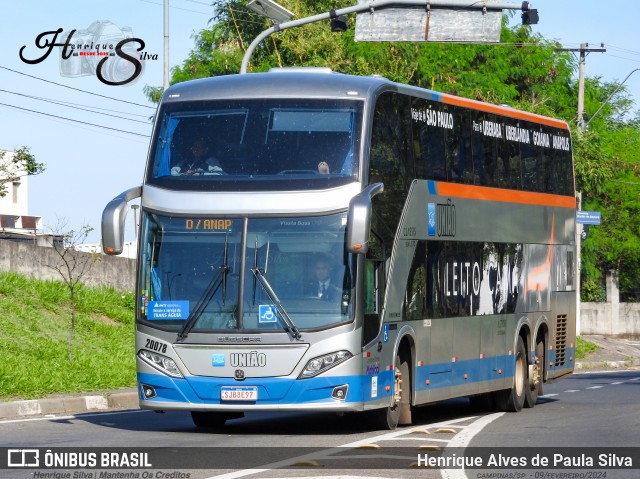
<box><xmin>221</xmin><ymin>233</ymin><xmax>230</xmax><ymax>305</ymax></box>
<box><xmin>176</xmin><ymin>265</ymin><xmax>228</xmax><ymax>341</ymax></box>
<box><xmin>251</xmin><ymin>267</ymin><xmax>302</xmax><ymax>341</ymax></box>
<box><xmin>178</xmin><ymin>235</ymin><xmax>232</xmax><ymax>340</ymax></box>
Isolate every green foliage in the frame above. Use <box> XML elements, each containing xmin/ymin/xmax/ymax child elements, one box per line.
<box><xmin>144</xmin><ymin>0</ymin><xmax>640</xmax><ymax>300</ymax></box>
<box><xmin>0</xmin><ymin>146</ymin><xmax>45</xmax><ymax>198</ymax></box>
<box><xmin>581</xmin><ymin>278</ymin><xmax>606</xmax><ymax>302</ymax></box>
<box><xmin>576</xmin><ymin>336</ymin><xmax>600</xmax><ymax>360</ymax></box>
<box><xmin>0</xmin><ymin>272</ymin><xmax>136</xmax><ymax>399</ymax></box>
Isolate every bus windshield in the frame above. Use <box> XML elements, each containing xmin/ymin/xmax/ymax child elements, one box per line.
<box><xmin>147</xmin><ymin>99</ymin><xmax>362</xmax><ymax>189</ymax></box>
<box><xmin>138</xmin><ymin>212</ymin><xmax>354</xmax><ymax>334</ymax></box>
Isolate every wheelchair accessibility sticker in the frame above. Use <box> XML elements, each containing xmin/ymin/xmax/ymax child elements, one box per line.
<box><xmin>259</xmin><ymin>305</ymin><xmax>277</xmax><ymax>323</ymax></box>
<box><xmin>383</xmin><ymin>324</ymin><xmax>389</xmax><ymax>343</ymax></box>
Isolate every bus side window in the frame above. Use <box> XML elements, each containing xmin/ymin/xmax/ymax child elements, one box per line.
<box><xmin>404</xmin><ymin>240</ymin><xmax>426</xmax><ymax>321</ymax></box>
<box><xmin>445</xmin><ymin>107</ymin><xmax>474</xmax><ymax>184</ymax></box>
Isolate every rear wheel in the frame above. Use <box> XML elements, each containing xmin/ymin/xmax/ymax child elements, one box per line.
<box><xmin>494</xmin><ymin>336</ymin><xmax>527</xmax><ymax>412</ymax></box>
<box><xmin>525</xmin><ymin>337</ymin><xmax>545</xmax><ymax>408</ymax></box>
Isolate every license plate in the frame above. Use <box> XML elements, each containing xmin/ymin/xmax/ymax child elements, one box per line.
<box><xmin>221</xmin><ymin>386</ymin><xmax>258</xmax><ymax>401</ymax></box>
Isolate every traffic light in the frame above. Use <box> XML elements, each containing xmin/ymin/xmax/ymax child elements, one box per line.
<box><xmin>521</xmin><ymin>2</ymin><xmax>539</xmax><ymax>25</ymax></box>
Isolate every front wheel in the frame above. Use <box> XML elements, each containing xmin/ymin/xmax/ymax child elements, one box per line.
<box><xmin>368</xmin><ymin>355</ymin><xmax>411</xmax><ymax>430</ymax></box>
<box><xmin>494</xmin><ymin>336</ymin><xmax>527</xmax><ymax>412</ymax></box>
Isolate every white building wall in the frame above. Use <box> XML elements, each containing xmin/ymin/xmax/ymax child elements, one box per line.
<box><xmin>0</xmin><ymin>150</ymin><xmax>29</xmax><ymax>216</ymax></box>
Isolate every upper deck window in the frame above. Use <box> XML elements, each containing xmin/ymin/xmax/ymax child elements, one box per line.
<box><xmin>147</xmin><ymin>99</ymin><xmax>363</xmax><ymax>191</ymax></box>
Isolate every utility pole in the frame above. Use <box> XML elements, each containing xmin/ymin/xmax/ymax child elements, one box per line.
<box><xmin>556</xmin><ymin>43</ymin><xmax>606</xmax><ymax>130</ymax></box>
<box><xmin>163</xmin><ymin>0</ymin><xmax>170</xmax><ymax>90</ymax></box>
<box><xmin>555</xmin><ymin>44</ymin><xmax>604</xmax><ymax>335</ymax></box>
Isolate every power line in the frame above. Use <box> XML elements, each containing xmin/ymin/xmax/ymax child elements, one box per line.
<box><xmin>0</xmin><ymin>88</ymin><xmax>151</xmax><ymax>124</ymax></box>
<box><xmin>597</xmin><ymin>43</ymin><xmax>640</xmax><ymax>57</ymax></box>
<box><xmin>139</xmin><ymin>0</ymin><xmax>211</xmax><ymax>16</ymax></box>
<box><xmin>605</xmin><ymin>53</ymin><xmax>640</xmax><ymax>65</ymax></box>
<box><xmin>0</xmin><ymin>65</ymin><xmax>155</xmax><ymax>110</ymax></box>
<box><xmin>0</xmin><ymin>101</ymin><xmax>150</xmax><ymax>137</ymax></box>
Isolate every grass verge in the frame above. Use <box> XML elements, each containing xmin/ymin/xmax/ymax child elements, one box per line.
<box><xmin>576</xmin><ymin>336</ymin><xmax>600</xmax><ymax>359</ymax></box>
<box><xmin>0</xmin><ymin>271</ymin><xmax>136</xmax><ymax>400</ymax></box>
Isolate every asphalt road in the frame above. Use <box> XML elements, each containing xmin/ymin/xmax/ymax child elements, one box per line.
<box><xmin>1</xmin><ymin>370</ymin><xmax>639</xmax><ymax>479</ymax></box>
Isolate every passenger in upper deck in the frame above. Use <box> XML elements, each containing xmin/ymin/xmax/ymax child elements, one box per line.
<box><xmin>171</xmin><ymin>137</ymin><xmax>225</xmax><ymax>176</ymax></box>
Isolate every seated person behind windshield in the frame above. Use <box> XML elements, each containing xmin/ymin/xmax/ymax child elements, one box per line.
<box><xmin>171</xmin><ymin>138</ymin><xmax>225</xmax><ymax>176</ymax></box>
<box><xmin>305</xmin><ymin>256</ymin><xmax>341</xmax><ymax>300</ymax></box>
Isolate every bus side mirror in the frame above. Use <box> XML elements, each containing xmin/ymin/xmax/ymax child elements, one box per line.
<box><xmin>346</xmin><ymin>182</ymin><xmax>384</xmax><ymax>254</ymax></box>
<box><xmin>101</xmin><ymin>186</ymin><xmax>142</xmax><ymax>255</ymax></box>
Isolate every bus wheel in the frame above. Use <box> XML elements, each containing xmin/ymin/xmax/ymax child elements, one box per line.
<box><xmin>369</xmin><ymin>356</ymin><xmax>410</xmax><ymax>430</ymax></box>
<box><xmin>494</xmin><ymin>336</ymin><xmax>527</xmax><ymax>412</ymax></box>
<box><xmin>525</xmin><ymin>337</ymin><xmax>545</xmax><ymax>408</ymax></box>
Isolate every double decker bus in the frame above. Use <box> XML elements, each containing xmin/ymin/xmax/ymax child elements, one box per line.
<box><xmin>102</xmin><ymin>68</ymin><xmax>576</xmax><ymax>429</ymax></box>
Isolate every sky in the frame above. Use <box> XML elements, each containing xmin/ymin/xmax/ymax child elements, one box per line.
<box><xmin>0</xmin><ymin>0</ymin><xmax>638</xmax><ymax>245</ymax></box>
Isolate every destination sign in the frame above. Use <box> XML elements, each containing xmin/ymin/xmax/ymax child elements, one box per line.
<box><xmin>185</xmin><ymin>219</ymin><xmax>233</xmax><ymax>230</ymax></box>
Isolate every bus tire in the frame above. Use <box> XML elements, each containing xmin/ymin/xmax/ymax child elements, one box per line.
<box><xmin>494</xmin><ymin>336</ymin><xmax>527</xmax><ymax>412</ymax></box>
<box><xmin>369</xmin><ymin>355</ymin><xmax>409</xmax><ymax>430</ymax></box>
<box><xmin>398</xmin><ymin>358</ymin><xmax>412</xmax><ymax>425</ymax></box>
<box><xmin>525</xmin><ymin>337</ymin><xmax>545</xmax><ymax>408</ymax></box>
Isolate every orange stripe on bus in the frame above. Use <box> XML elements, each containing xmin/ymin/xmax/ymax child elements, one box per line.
<box><xmin>442</xmin><ymin>95</ymin><xmax>569</xmax><ymax>129</ymax></box>
<box><xmin>436</xmin><ymin>183</ymin><xmax>576</xmax><ymax>208</ymax></box>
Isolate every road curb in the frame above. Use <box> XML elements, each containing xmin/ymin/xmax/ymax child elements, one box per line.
<box><xmin>0</xmin><ymin>389</ymin><xmax>139</xmax><ymax>420</ymax></box>
<box><xmin>575</xmin><ymin>360</ymin><xmax>636</xmax><ymax>370</ymax></box>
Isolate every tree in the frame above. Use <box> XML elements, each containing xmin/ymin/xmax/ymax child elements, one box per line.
<box><xmin>0</xmin><ymin>146</ymin><xmax>45</xmax><ymax>198</ymax></box>
<box><xmin>45</xmin><ymin>221</ymin><xmax>100</xmax><ymax>362</ymax></box>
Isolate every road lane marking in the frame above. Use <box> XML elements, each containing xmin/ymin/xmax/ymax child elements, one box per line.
<box><xmin>203</xmin><ymin>415</ymin><xmax>501</xmax><ymax>479</ymax></box>
<box><xmin>441</xmin><ymin>412</ymin><xmax>505</xmax><ymax>479</ymax></box>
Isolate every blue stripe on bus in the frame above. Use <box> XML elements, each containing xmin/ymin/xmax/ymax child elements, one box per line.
<box><xmin>137</xmin><ymin>371</ymin><xmax>376</xmax><ymax>405</ymax></box>
<box><xmin>137</xmin><ymin>347</ymin><xmax>574</xmax><ymax>407</ymax></box>
<box><xmin>427</xmin><ymin>180</ymin><xmax>438</xmax><ymax>195</ymax></box>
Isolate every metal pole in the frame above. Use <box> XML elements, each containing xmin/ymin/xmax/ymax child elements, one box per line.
<box><xmin>583</xmin><ymin>68</ymin><xmax>640</xmax><ymax>129</ymax></box>
<box><xmin>241</xmin><ymin>0</ymin><xmax>530</xmax><ymax>74</ymax></box>
<box><xmin>163</xmin><ymin>0</ymin><xmax>170</xmax><ymax>90</ymax></box>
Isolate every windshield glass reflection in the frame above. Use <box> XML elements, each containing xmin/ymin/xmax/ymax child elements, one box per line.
<box><xmin>138</xmin><ymin>213</ymin><xmax>354</xmax><ymax>333</ymax></box>
<box><xmin>148</xmin><ymin>99</ymin><xmax>362</xmax><ymax>186</ymax></box>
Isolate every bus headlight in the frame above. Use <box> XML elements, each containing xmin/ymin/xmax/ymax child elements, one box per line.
<box><xmin>138</xmin><ymin>349</ymin><xmax>184</xmax><ymax>378</ymax></box>
<box><xmin>299</xmin><ymin>351</ymin><xmax>352</xmax><ymax>379</ymax></box>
